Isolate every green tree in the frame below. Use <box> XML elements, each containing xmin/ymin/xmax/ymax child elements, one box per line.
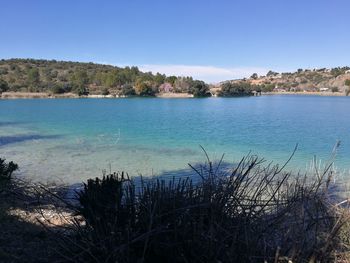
<box><xmin>174</xmin><ymin>77</ymin><xmax>193</xmax><ymax>93</ymax></box>
<box><xmin>165</xmin><ymin>76</ymin><xmax>177</xmax><ymax>87</ymax></box>
<box><xmin>27</xmin><ymin>68</ymin><xmax>40</xmax><ymax>86</ymax></box>
<box><xmin>154</xmin><ymin>73</ymin><xmax>166</xmax><ymax>86</ymax></box>
<box><xmin>266</xmin><ymin>70</ymin><xmax>278</xmax><ymax>77</ymax></box>
<box><xmin>250</xmin><ymin>73</ymin><xmax>258</xmax><ymax>80</ymax></box>
<box><xmin>135</xmin><ymin>81</ymin><xmax>155</xmax><ymax>96</ymax></box>
<box><xmin>120</xmin><ymin>84</ymin><xmax>136</xmax><ymax>96</ymax></box>
<box><xmin>0</xmin><ymin>67</ymin><xmax>8</xmax><ymax>75</ymax></box>
<box><xmin>71</xmin><ymin>70</ymin><xmax>89</xmax><ymax>91</ymax></box>
<box><xmin>258</xmin><ymin>83</ymin><xmax>275</xmax><ymax>92</ymax></box>
<box><xmin>51</xmin><ymin>83</ymin><xmax>66</xmax><ymax>94</ymax></box>
<box><xmin>218</xmin><ymin>82</ymin><xmax>254</xmax><ymax>97</ymax></box>
<box><xmin>101</xmin><ymin>88</ymin><xmax>110</xmax><ymax>96</ymax></box>
<box><xmin>0</xmin><ymin>79</ymin><xmax>9</xmax><ymax>93</ymax></box>
<box><xmin>104</xmin><ymin>72</ymin><xmax>118</xmax><ymax>88</ymax></box>
<box><xmin>0</xmin><ymin>59</ymin><xmax>217</xmax><ymax>96</ymax></box>
<box><xmin>42</xmin><ymin>68</ymin><xmax>53</xmax><ymax>82</ymax></box>
<box><xmin>188</xmin><ymin>80</ymin><xmax>210</xmax><ymax>97</ymax></box>
<box><xmin>331</xmin><ymin>87</ymin><xmax>339</xmax><ymax>93</ymax></box>
<box><xmin>331</xmin><ymin>67</ymin><xmax>344</xmax><ymax>77</ymax></box>
<box><xmin>76</xmin><ymin>87</ymin><xmax>89</xmax><ymax>96</ymax></box>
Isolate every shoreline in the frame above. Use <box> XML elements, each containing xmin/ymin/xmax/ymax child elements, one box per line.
<box><xmin>262</xmin><ymin>91</ymin><xmax>348</xmax><ymax>96</ymax></box>
<box><xmin>0</xmin><ymin>92</ymin><xmax>194</xmax><ymax>99</ymax></box>
<box><xmin>1</xmin><ymin>91</ymin><xmax>348</xmax><ymax>99</ymax></box>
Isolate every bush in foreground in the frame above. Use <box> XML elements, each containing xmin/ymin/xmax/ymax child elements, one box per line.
<box><xmin>54</xmin><ymin>152</ymin><xmax>348</xmax><ymax>263</ymax></box>
<box><xmin>0</xmin><ymin>158</ymin><xmax>18</xmax><ymax>188</ymax></box>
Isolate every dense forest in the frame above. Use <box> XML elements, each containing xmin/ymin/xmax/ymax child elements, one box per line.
<box><xmin>0</xmin><ymin>59</ymin><xmax>210</xmax><ymax>97</ymax></box>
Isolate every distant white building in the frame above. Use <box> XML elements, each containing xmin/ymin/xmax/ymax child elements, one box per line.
<box><xmin>270</xmin><ymin>74</ymin><xmax>282</xmax><ymax>79</ymax></box>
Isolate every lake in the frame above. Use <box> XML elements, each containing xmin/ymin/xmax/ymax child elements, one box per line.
<box><xmin>0</xmin><ymin>95</ymin><xmax>349</xmax><ymax>184</ymax></box>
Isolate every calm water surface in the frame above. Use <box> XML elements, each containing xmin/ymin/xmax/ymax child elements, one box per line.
<box><xmin>0</xmin><ymin>95</ymin><xmax>349</xmax><ymax>184</ymax></box>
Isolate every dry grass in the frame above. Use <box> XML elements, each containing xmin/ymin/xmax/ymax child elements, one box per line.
<box><xmin>1</xmin><ymin>151</ymin><xmax>350</xmax><ymax>263</ymax></box>
<box><xmin>49</xmin><ymin>149</ymin><xmax>350</xmax><ymax>263</ymax></box>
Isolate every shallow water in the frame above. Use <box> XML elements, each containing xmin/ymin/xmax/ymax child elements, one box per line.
<box><xmin>0</xmin><ymin>95</ymin><xmax>349</xmax><ymax>184</ymax></box>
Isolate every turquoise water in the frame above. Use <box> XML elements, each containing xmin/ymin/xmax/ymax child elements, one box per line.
<box><xmin>0</xmin><ymin>95</ymin><xmax>349</xmax><ymax>184</ymax></box>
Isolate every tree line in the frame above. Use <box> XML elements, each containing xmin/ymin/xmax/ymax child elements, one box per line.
<box><xmin>0</xmin><ymin>59</ymin><xmax>211</xmax><ymax>97</ymax></box>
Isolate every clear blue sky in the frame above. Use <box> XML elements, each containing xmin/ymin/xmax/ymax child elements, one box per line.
<box><xmin>1</xmin><ymin>0</ymin><xmax>349</xmax><ymax>82</ymax></box>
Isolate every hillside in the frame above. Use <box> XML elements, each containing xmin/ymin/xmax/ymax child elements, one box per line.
<box><xmin>226</xmin><ymin>68</ymin><xmax>350</xmax><ymax>95</ymax></box>
<box><xmin>1</xmin><ymin>59</ymin><xmax>350</xmax><ymax>97</ymax></box>
<box><xmin>0</xmin><ymin>59</ymin><xmax>209</xmax><ymax>97</ymax></box>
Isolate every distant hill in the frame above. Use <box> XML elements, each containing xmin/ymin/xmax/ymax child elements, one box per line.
<box><xmin>1</xmin><ymin>59</ymin><xmax>350</xmax><ymax>97</ymax></box>
<box><xmin>224</xmin><ymin>67</ymin><xmax>350</xmax><ymax>95</ymax></box>
<box><xmin>0</xmin><ymin>58</ymin><xmax>209</xmax><ymax>97</ymax></box>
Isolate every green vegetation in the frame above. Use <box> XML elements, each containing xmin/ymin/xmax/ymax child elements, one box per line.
<box><xmin>135</xmin><ymin>80</ymin><xmax>157</xmax><ymax>96</ymax></box>
<box><xmin>222</xmin><ymin>66</ymin><xmax>350</xmax><ymax>94</ymax></box>
<box><xmin>332</xmin><ymin>87</ymin><xmax>339</xmax><ymax>93</ymax></box>
<box><xmin>250</xmin><ymin>73</ymin><xmax>258</xmax><ymax>79</ymax></box>
<box><xmin>218</xmin><ymin>82</ymin><xmax>254</xmax><ymax>97</ymax></box>
<box><xmin>0</xmin><ymin>79</ymin><xmax>9</xmax><ymax>93</ymax></box>
<box><xmin>331</xmin><ymin>67</ymin><xmax>350</xmax><ymax>77</ymax></box>
<box><xmin>165</xmin><ymin>75</ymin><xmax>177</xmax><ymax>87</ymax></box>
<box><xmin>256</xmin><ymin>83</ymin><xmax>275</xmax><ymax>92</ymax></box>
<box><xmin>120</xmin><ymin>84</ymin><xmax>136</xmax><ymax>96</ymax></box>
<box><xmin>173</xmin><ymin>76</ymin><xmax>194</xmax><ymax>93</ymax></box>
<box><xmin>27</xmin><ymin>68</ymin><xmax>40</xmax><ymax>88</ymax></box>
<box><xmin>0</xmin><ymin>158</ymin><xmax>18</xmax><ymax>188</ymax></box>
<box><xmin>188</xmin><ymin>80</ymin><xmax>210</xmax><ymax>97</ymax></box>
<box><xmin>0</xmin><ymin>59</ymin><xmax>210</xmax><ymax>97</ymax></box>
<box><xmin>266</xmin><ymin>70</ymin><xmax>278</xmax><ymax>77</ymax></box>
<box><xmin>70</xmin><ymin>70</ymin><xmax>89</xmax><ymax>91</ymax></box>
<box><xmin>218</xmin><ymin>81</ymin><xmax>276</xmax><ymax>96</ymax></box>
<box><xmin>101</xmin><ymin>88</ymin><xmax>109</xmax><ymax>96</ymax></box>
<box><xmin>2</xmin><ymin>59</ymin><xmax>349</xmax><ymax>97</ymax></box>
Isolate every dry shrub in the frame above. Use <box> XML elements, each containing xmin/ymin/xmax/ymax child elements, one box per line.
<box><xmin>0</xmin><ymin>158</ymin><xmax>18</xmax><ymax>191</ymax></box>
<box><xmin>55</xmin><ymin>151</ymin><xmax>348</xmax><ymax>263</ymax></box>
